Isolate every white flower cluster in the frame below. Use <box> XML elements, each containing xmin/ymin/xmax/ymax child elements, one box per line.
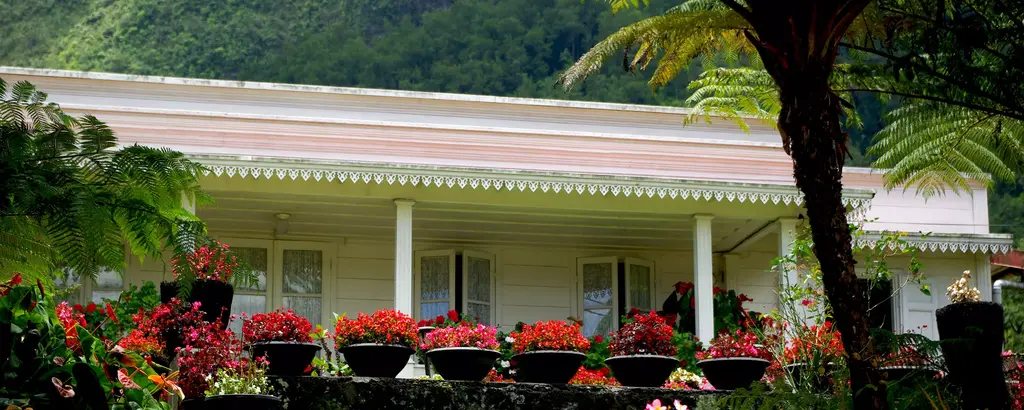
<box><xmin>667</xmin><ymin>368</ymin><xmax>701</xmax><ymax>385</ymax></box>
<box><xmin>204</xmin><ymin>366</ymin><xmax>270</xmax><ymax>397</ymax></box>
<box><xmin>946</xmin><ymin>270</ymin><xmax>981</xmax><ymax>304</ymax></box>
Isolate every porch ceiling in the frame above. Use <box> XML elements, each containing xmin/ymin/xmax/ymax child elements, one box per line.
<box><xmin>199</xmin><ymin>190</ymin><xmax>778</xmax><ymax>252</ymax></box>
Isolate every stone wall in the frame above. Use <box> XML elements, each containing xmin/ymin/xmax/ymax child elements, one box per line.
<box><xmin>270</xmin><ymin>377</ymin><xmax>726</xmax><ymax>410</ymax></box>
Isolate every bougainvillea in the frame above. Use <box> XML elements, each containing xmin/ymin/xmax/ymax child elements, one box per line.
<box><xmin>569</xmin><ymin>366</ymin><xmax>619</xmax><ymax>386</ymax></box>
<box><xmin>510</xmin><ymin>320</ymin><xmax>590</xmax><ymax>354</ymax></box>
<box><xmin>696</xmin><ymin>329</ymin><xmax>770</xmax><ymax>360</ymax></box>
<box><xmin>609</xmin><ymin>311</ymin><xmax>678</xmax><ymax>357</ymax></box>
<box><xmin>333</xmin><ymin>309</ymin><xmax>419</xmax><ymax>349</ymax></box>
<box><xmin>171</xmin><ymin>241</ymin><xmax>240</xmax><ymax>283</ymax></box>
<box><xmin>242</xmin><ymin>308</ymin><xmax>314</xmax><ymax>343</ymax></box>
<box><xmin>420</xmin><ymin>324</ymin><xmax>499</xmax><ymax>350</ymax></box>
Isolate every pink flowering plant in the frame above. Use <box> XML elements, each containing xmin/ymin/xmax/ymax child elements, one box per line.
<box><xmin>696</xmin><ymin>329</ymin><xmax>770</xmax><ymax>361</ymax></box>
<box><xmin>420</xmin><ymin>324</ymin><xmax>499</xmax><ymax>351</ymax></box>
<box><xmin>242</xmin><ymin>308</ymin><xmax>314</xmax><ymax>343</ymax></box>
<box><xmin>170</xmin><ymin>240</ymin><xmax>258</xmax><ymax>291</ymax></box>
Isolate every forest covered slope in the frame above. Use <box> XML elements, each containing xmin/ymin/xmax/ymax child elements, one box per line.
<box><xmin>2</xmin><ymin>0</ymin><xmax>1019</xmax><ymax>242</ymax></box>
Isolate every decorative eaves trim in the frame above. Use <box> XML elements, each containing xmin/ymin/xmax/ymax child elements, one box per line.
<box><xmin>855</xmin><ymin>232</ymin><xmax>1013</xmax><ymax>254</ymax></box>
<box><xmin>190</xmin><ymin>154</ymin><xmax>875</xmax><ymax>209</ymax></box>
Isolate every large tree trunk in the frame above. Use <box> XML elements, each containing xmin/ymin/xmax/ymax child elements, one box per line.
<box><xmin>777</xmin><ymin>69</ymin><xmax>888</xmax><ymax>409</ymax></box>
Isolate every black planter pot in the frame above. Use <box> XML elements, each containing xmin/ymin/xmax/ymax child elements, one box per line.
<box><xmin>878</xmin><ymin>366</ymin><xmax>942</xmax><ymax>384</ymax></box>
<box><xmin>339</xmin><ymin>343</ymin><xmax>414</xmax><ymax>377</ymax></box>
<box><xmin>605</xmin><ymin>355</ymin><xmax>679</xmax><ymax>387</ymax></box>
<box><xmin>426</xmin><ymin>347</ymin><xmax>500</xmax><ymax>381</ymax></box>
<box><xmin>784</xmin><ymin>362</ymin><xmax>838</xmax><ymax>393</ymax></box>
<box><xmin>935</xmin><ymin>301</ymin><xmax>1010</xmax><ymax>410</ymax></box>
<box><xmin>181</xmin><ymin>397</ymin><xmax>206</xmax><ymax>410</ymax></box>
<box><xmin>205</xmin><ymin>394</ymin><xmax>281</xmax><ymax>410</ymax></box>
<box><xmin>511</xmin><ymin>350</ymin><xmax>586</xmax><ymax>384</ymax></box>
<box><xmin>161</xmin><ymin>280</ymin><xmax>234</xmax><ymax>328</ymax></box>
<box><xmin>249</xmin><ymin>341</ymin><xmax>322</xmax><ymax>376</ymax></box>
<box><xmin>697</xmin><ymin>357</ymin><xmax>770</xmax><ymax>390</ymax></box>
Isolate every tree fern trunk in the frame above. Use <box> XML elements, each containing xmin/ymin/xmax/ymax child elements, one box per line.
<box><xmin>778</xmin><ymin>68</ymin><xmax>888</xmax><ymax>410</ymax></box>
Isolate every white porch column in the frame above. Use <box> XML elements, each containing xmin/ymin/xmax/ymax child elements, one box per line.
<box><xmin>692</xmin><ymin>214</ymin><xmax>715</xmax><ymax>344</ymax></box>
<box><xmin>975</xmin><ymin>253</ymin><xmax>993</xmax><ymax>301</ymax></box>
<box><xmin>394</xmin><ymin>199</ymin><xmax>416</xmax><ymax>315</ymax></box>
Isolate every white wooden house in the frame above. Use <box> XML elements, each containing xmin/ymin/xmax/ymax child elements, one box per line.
<box><xmin>2</xmin><ymin>67</ymin><xmax>1011</xmax><ymax>374</ymax></box>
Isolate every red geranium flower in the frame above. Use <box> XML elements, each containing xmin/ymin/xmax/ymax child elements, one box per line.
<box><xmin>86</xmin><ymin>302</ymin><xmax>97</xmax><ymax>313</ymax></box>
<box><xmin>243</xmin><ymin>308</ymin><xmax>313</xmax><ymax>343</ymax></box>
<box><xmin>447</xmin><ymin>310</ymin><xmax>460</xmax><ymax>323</ymax></box>
<box><xmin>334</xmin><ymin>309</ymin><xmax>419</xmax><ymax>350</ymax></box>
<box><xmin>510</xmin><ymin>320</ymin><xmax>589</xmax><ymax>354</ymax></box>
<box><xmin>435</xmin><ymin>315</ymin><xmax>445</xmax><ymax>325</ymax></box>
<box><xmin>608</xmin><ymin>311</ymin><xmax>677</xmax><ymax>357</ymax></box>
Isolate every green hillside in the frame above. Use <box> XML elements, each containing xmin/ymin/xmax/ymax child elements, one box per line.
<box><xmin>1</xmin><ymin>0</ymin><xmax>1020</xmax><ymax>242</ymax></box>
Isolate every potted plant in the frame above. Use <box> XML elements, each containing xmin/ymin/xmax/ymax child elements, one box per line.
<box><xmin>780</xmin><ymin>321</ymin><xmax>844</xmax><ymax>393</ymax></box>
<box><xmin>604</xmin><ymin>311</ymin><xmax>679</xmax><ymax>387</ymax></box>
<box><xmin>421</xmin><ymin>323</ymin><xmax>501</xmax><ymax>381</ymax></box>
<box><xmin>878</xmin><ymin>345</ymin><xmax>941</xmax><ymax>383</ymax></box>
<box><xmin>509</xmin><ymin>320</ymin><xmax>590</xmax><ymax>384</ymax></box>
<box><xmin>176</xmin><ymin>316</ymin><xmax>242</xmax><ymax>408</ymax></box>
<box><xmin>935</xmin><ymin>270</ymin><xmax>1010</xmax><ymax>409</ymax></box>
<box><xmin>334</xmin><ymin>309</ymin><xmax>419</xmax><ymax>377</ymax></box>
<box><xmin>202</xmin><ymin>357</ymin><xmax>281</xmax><ymax>410</ymax></box>
<box><xmin>243</xmin><ymin>308</ymin><xmax>321</xmax><ymax>376</ymax></box>
<box><xmin>696</xmin><ymin>329</ymin><xmax>771</xmax><ymax>390</ymax></box>
<box><xmin>163</xmin><ymin>241</ymin><xmax>247</xmax><ymax>327</ymax></box>
<box><xmin>128</xmin><ymin>298</ymin><xmax>206</xmax><ymax>361</ymax></box>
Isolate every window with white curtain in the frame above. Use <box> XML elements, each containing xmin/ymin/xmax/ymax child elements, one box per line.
<box><xmin>576</xmin><ymin>257</ymin><xmax>655</xmax><ymax>337</ymax></box>
<box><xmin>53</xmin><ymin>267</ymin><xmax>125</xmax><ymax>305</ymax></box>
<box><xmin>228</xmin><ymin>246</ymin><xmax>269</xmax><ymax>334</ymax></box>
<box><xmin>463</xmin><ymin>251</ymin><xmax>494</xmax><ymax>325</ymax></box>
<box><xmin>415</xmin><ymin>250</ymin><xmax>495</xmax><ymax>324</ymax></box>
<box><xmin>281</xmin><ymin>249</ymin><xmax>324</xmax><ymax>329</ymax></box>
<box><xmin>578</xmin><ymin>257</ymin><xmax>617</xmax><ymax>338</ymax></box>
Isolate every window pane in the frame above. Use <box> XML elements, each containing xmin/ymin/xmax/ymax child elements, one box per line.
<box><xmin>283</xmin><ymin>296</ymin><xmax>321</xmax><ymax>328</ymax></box>
<box><xmin>582</xmin><ymin>263</ymin><xmax>613</xmax><ymax>308</ymax></box>
<box><xmin>229</xmin><ymin>294</ymin><xmax>267</xmax><ymax>335</ymax></box>
<box><xmin>95</xmin><ymin>268</ymin><xmax>122</xmax><ymax>290</ymax></box>
<box><xmin>421</xmin><ymin>301</ymin><xmax>449</xmax><ymax>321</ymax></box>
<box><xmin>467</xmin><ymin>256</ymin><xmax>490</xmax><ymax>303</ymax></box>
<box><xmin>629</xmin><ymin>264</ymin><xmax>652</xmax><ymax>310</ymax></box>
<box><xmin>233</xmin><ymin>247</ymin><xmax>268</xmax><ymax>291</ymax></box>
<box><xmin>91</xmin><ymin>291</ymin><xmax>121</xmax><ymax>304</ymax></box>
<box><xmin>467</xmin><ymin>302</ymin><xmax>490</xmax><ymax>326</ymax></box>
<box><xmin>583</xmin><ymin>308</ymin><xmax>613</xmax><ymax>338</ymax></box>
<box><xmin>283</xmin><ymin>250</ymin><xmax>322</xmax><ymax>294</ymax></box>
<box><xmin>420</xmin><ymin>255</ymin><xmax>450</xmax><ymax>301</ymax></box>
<box><xmin>54</xmin><ymin>270</ymin><xmax>81</xmax><ymax>305</ymax></box>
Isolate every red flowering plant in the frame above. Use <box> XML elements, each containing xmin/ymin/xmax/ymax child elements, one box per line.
<box><xmin>696</xmin><ymin>329</ymin><xmax>770</xmax><ymax>361</ymax></box>
<box><xmin>333</xmin><ymin>309</ymin><xmax>419</xmax><ymax>349</ymax></box>
<box><xmin>510</xmin><ymin>320</ymin><xmax>590</xmax><ymax>354</ymax></box>
<box><xmin>669</xmin><ymin>282</ymin><xmax>754</xmax><ymax>336</ymax></box>
<box><xmin>416</xmin><ymin>309</ymin><xmax>478</xmax><ymax>329</ymax></box>
<box><xmin>121</xmin><ymin>299</ymin><xmax>206</xmax><ymax>364</ymax></box>
<box><xmin>780</xmin><ymin>322</ymin><xmax>844</xmax><ymax>365</ymax></box>
<box><xmin>171</xmin><ymin>241</ymin><xmax>239</xmax><ymax>283</ymax></box>
<box><xmin>1</xmin><ymin>275</ymin><xmax>176</xmax><ymax>408</ymax></box>
<box><xmin>608</xmin><ymin>311</ymin><xmax>678</xmax><ymax>357</ymax></box>
<box><xmin>242</xmin><ymin>308</ymin><xmax>314</xmax><ymax>343</ymax></box>
<box><xmin>175</xmin><ymin>317</ymin><xmax>243</xmax><ymax>399</ymax></box>
<box><xmin>420</xmin><ymin>324</ymin><xmax>499</xmax><ymax>351</ymax></box>
<box><xmin>569</xmin><ymin>366</ymin><xmax>620</xmax><ymax>386</ymax></box>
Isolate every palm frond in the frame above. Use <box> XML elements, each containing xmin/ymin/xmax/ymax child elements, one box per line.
<box><xmin>870</xmin><ymin>102</ymin><xmax>1024</xmax><ymax>197</ymax></box>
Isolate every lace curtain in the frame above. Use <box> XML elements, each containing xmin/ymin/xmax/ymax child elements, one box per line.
<box><xmin>90</xmin><ymin>268</ymin><xmax>123</xmax><ymax>303</ymax></box>
<box><xmin>628</xmin><ymin>264</ymin><xmax>652</xmax><ymax>311</ymax></box>
<box><xmin>582</xmin><ymin>262</ymin><xmax>613</xmax><ymax>337</ymax></box>
<box><xmin>420</xmin><ymin>255</ymin><xmax>450</xmax><ymax>320</ymax></box>
<box><xmin>228</xmin><ymin>247</ymin><xmax>269</xmax><ymax>334</ymax></box>
<box><xmin>467</xmin><ymin>256</ymin><xmax>491</xmax><ymax>325</ymax></box>
<box><xmin>282</xmin><ymin>250</ymin><xmax>322</xmax><ymax>327</ymax></box>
